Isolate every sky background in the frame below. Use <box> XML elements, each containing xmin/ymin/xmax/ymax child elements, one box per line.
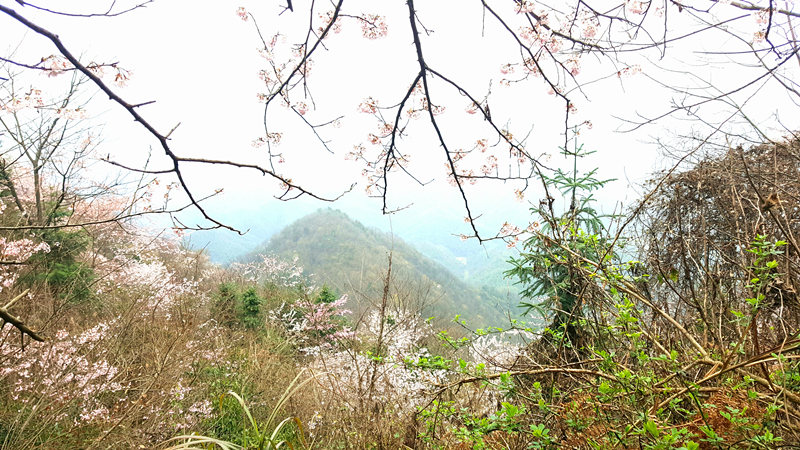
<box><xmin>2</xmin><ymin>0</ymin><xmax>799</xmax><ymax>256</ymax></box>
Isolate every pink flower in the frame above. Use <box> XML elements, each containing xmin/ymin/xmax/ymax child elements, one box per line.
<box><xmin>294</xmin><ymin>102</ymin><xmax>309</xmax><ymax>115</ymax></box>
<box><xmin>626</xmin><ymin>0</ymin><xmax>644</xmax><ymax>14</ymax></box>
<box><xmin>359</xmin><ymin>14</ymin><xmax>388</xmax><ymax>39</ymax></box>
<box><xmin>359</xmin><ymin>98</ymin><xmax>378</xmax><ymax>114</ymax></box>
<box><xmin>236</xmin><ymin>7</ymin><xmax>248</xmax><ymax>21</ymax></box>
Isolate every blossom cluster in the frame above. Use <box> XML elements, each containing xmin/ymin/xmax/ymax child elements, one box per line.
<box><xmin>98</xmin><ymin>254</ymin><xmax>198</xmax><ymax>318</ymax></box>
<box><xmin>268</xmin><ymin>294</ymin><xmax>354</xmax><ymax>352</ymax></box>
<box><xmin>185</xmin><ymin>320</ymin><xmax>231</xmax><ymax>364</ymax></box>
<box><xmin>0</xmin><ymin>88</ymin><xmax>45</xmax><ymax>113</ymax></box>
<box><xmin>307</xmin><ymin>308</ymin><xmax>447</xmax><ymax>417</ymax></box>
<box><xmin>90</xmin><ymin>232</ymin><xmax>204</xmax><ymax>319</ymax></box>
<box><xmin>229</xmin><ymin>254</ymin><xmax>306</xmax><ymax>288</ymax></box>
<box><xmin>0</xmin><ymin>320</ymin><xmax>126</xmax><ymax>425</ymax></box>
<box><xmin>312</xmin><ymin>345</ymin><xmax>447</xmax><ymax>415</ymax></box>
<box><xmin>140</xmin><ymin>320</ymin><xmax>227</xmax><ymax>434</ymax></box>
<box><xmin>159</xmin><ymin>380</ymin><xmax>214</xmax><ymax>431</ymax></box>
<box><xmin>358</xmin><ymin>14</ymin><xmax>388</xmax><ymax>40</ymax></box>
<box><xmin>0</xmin><ymin>237</ymin><xmax>50</xmax><ymax>292</ymax></box>
<box><xmin>41</xmin><ymin>55</ymin><xmax>71</xmax><ymax>77</ymax></box>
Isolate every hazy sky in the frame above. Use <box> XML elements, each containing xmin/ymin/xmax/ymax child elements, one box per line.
<box><xmin>1</xmin><ymin>0</ymin><xmax>798</xmax><ymax>245</ymax></box>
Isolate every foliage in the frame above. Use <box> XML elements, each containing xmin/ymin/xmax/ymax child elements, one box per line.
<box><xmin>22</xmin><ymin>227</ymin><xmax>95</xmax><ymax>303</ymax></box>
<box><xmin>507</xmin><ymin>138</ymin><xmax>612</xmax><ymax>347</ymax></box>
<box><xmin>165</xmin><ymin>371</ymin><xmax>315</xmax><ymax>450</ymax></box>
<box><xmin>239</xmin><ymin>288</ymin><xmax>263</xmax><ymax>329</ymax></box>
<box><xmin>314</xmin><ymin>284</ymin><xmax>337</xmax><ymax>304</ymax></box>
<box><xmin>211</xmin><ymin>284</ymin><xmax>268</xmax><ymax>330</ymax></box>
<box><xmin>416</xmin><ymin>137</ymin><xmax>800</xmax><ymax>448</ymax></box>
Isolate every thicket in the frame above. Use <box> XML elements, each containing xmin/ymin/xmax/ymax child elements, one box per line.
<box><xmin>3</xmin><ymin>136</ymin><xmax>800</xmax><ymax>449</ymax></box>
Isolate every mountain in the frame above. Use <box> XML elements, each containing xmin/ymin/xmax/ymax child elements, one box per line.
<box><xmin>183</xmin><ymin>202</ymin><xmax>321</xmax><ymax>264</ymax></box>
<box><xmin>243</xmin><ymin>209</ymin><xmax>518</xmax><ymax>326</ymax></box>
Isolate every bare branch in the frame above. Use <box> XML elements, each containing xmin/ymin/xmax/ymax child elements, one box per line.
<box><xmin>15</xmin><ymin>0</ymin><xmax>154</xmax><ymax>18</ymax></box>
<box><xmin>0</xmin><ymin>3</ymin><xmax>343</xmax><ymax>234</ymax></box>
<box><xmin>406</xmin><ymin>0</ymin><xmax>482</xmax><ymax>240</ymax></box>
<box><xmin>0</xmin><ymin>289</ymin><xmax>44</xmax><ymax>342</ymax></box>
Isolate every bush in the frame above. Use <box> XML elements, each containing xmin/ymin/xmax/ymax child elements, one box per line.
<box><xmin>240</xmin><ymin>287</ymin><xmax>263</xmax><ymax>329</ymax></box>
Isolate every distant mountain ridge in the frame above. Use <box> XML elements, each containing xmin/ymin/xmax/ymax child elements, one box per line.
<box><xmin>188</xmin><ymin>196</ymin><xmax>525</xmax><ymax>294</ymax></box>
<box><xmin>242</xmin><ymin>209</ymin><xmax>516</xmax><ymax>325</ymax></box>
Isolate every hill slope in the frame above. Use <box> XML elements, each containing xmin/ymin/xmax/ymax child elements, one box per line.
<box><xmin>244</xmin><ymin>209</ymin><xmax>515</xmax><ymax>325</ymax></box>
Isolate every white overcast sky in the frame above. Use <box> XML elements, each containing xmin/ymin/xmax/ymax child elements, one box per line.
<box><xmin>1</xmin><ymin>0</ymin><xmax>799</xmax><ymax>240</ymax></box>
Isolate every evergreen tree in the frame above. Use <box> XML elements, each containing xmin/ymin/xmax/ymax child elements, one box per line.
<box><xmin>507</xmin><ymin>137</ymin><xmax>612</xmax><ymax>347</ymax></box>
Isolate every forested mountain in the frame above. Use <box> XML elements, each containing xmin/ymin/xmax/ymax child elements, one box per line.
<box><xmin>242</xmin><ymin>209</ymin><xmax>518</xmax><ymax>325</ymax></box>
<box><xmin>190</xmin><ymin>198</ymin><xmax>523</xmax><ymax>294</ymax></box>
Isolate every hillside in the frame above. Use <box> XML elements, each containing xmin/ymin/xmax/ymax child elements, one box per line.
<box><xmin>242</xmin><ymin>209</ymin><xmax>516</xmax><ymax>325</ymax></box>
<box><xmin>5</xmin><ymin>140</ymin><xmax>800</xmax><ymax>448</ymax></box>
<box><xmin>188</xmin><ymin>197</ymin><xmax>525</xmax><ymax>292</ymax></box>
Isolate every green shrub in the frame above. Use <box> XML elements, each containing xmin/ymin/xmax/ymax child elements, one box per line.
<box><xmin>240</xmin><ymin>288</ymin><xmax>263</xmax><ymax>329</ymax></box>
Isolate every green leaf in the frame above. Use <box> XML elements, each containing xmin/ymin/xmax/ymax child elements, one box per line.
<box><xmin>644</xmin><ymin>419</ymin><xmax>659</xmax><ymax>438</ymax></box>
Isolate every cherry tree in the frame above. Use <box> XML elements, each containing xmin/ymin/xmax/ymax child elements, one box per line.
<box><xmin>0</xmin><ymin>66</ymin><xmax>210</xmax><ymax>344</ymax></box>
<box><xmin>0</xmin><ymin>0</ymin><xmax>797</xmax><ymax>240</ymax></box>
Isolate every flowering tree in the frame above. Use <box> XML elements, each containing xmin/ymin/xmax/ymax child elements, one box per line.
<box><xmin>0</xmin><ymin>237</ymin><xmax>49</xmax><ymax>342</ymax></box>
<box><xmin>0</xmin><ymin>0</ymin><xmax>796</xmax><ymax>239</ymax></box>
<box><xmin>0</xmin><ymin>69</ymin><xmax>194</xmax><ymax>343</ymax></box>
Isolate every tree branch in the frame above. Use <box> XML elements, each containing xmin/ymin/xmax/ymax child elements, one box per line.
<box><xmin>0</xmin><ymin>289</ymin><xmax>45</xmax><ymax>342</ymax></box>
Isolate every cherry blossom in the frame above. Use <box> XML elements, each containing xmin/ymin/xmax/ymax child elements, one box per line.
<box><xmin>626</xmin><ymin>0</ymin><xmax>645</xmax><ymax>14</ymax></box>
<box><xmin>358</xmin><ymin>97</ymin><xmax>378</xmax><ymax>114</ymax></box>
<box><xmin>358</xmin><ymin>14</ymin><xmax>388</xmax><ymax>40</ymax></box>
<box><xmin>0</xmin><ymin>237</ymin><xmax>50</xmax><ymax>292</ymax></box>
